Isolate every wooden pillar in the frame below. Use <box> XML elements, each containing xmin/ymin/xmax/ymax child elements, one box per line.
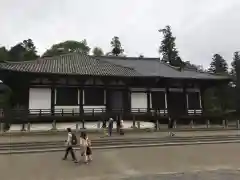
<box><xmin>105</xmin><ymin>87</ymin><xmax>110</xmax><ymax>112</ymax></box>
<box><xmin>185</xmin><ymin>90</ymin><xmax>189</xmax><ymax>114</ymax></box>
<box><xmin>165</xmin><ymin>87</ymin><xmax>169</xmax><ymax>117</ymax></box>
<box><xmin>200</xmin><ymin>87</ymin><xmax>206</xmax><ymax>113</ymax></box>
<box><xmin>147</xmin><ymin>89</ymin><xmax>151</xmax><ymax>112</ymax></box>
<box><xmin>123</xmin><ymin>87</ymin><xmax>131</xmax><ymax>113</ymax></box>
<box><xmin>51</xmin><ymin>86</ymin><xmax>55</xmax><ymax>115</ymax></box>
<box><xmin>79</xmin><ymin>88</ymin><xmax>83</xmax><ymax>114</ymax></box>
<box><xmin>183</xmin><ymin>85</ymin><xmax>188</xmax><ymax>115</ymax></box>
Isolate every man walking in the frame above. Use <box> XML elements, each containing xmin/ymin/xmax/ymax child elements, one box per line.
<box><xmin>168</xmin><ymin>117</ymin><xmax>175</xmax><ymax>137</ymax></box>
<box><xmin>108</xmin><ymin>118</ymin><xmax>114</xmax><ymax>136</ymax></box>
<box><xmin>62</xmin><ymin>128</ymin><xmax>78</xmax><ymax>163</ymax></box>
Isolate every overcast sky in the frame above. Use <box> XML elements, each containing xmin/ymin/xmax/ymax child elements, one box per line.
<box><xmin>1</xmin><ymin>0</ymin><xmax>240</xmax><ymax>68</ymax></box>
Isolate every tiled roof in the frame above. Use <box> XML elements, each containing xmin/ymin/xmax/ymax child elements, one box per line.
<box><xmin>0</xmin><ymin>53</ymin><xmax>231</xmax><ymax>80</ymax></box>
<box><xmin>0</xmin><ymin>53</ymin><xmax>141</xmax><ymax>77</ymax></box>
<box><xmin>97</xmin><ymin>56</ymin><xmax>231</xmax><ymax>80</ymax></box>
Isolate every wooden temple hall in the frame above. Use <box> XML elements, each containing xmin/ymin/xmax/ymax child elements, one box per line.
<box><xmin>0</xmin><ymin>53</ymin><xmax>231</xmax><ymax>122</ymax></box>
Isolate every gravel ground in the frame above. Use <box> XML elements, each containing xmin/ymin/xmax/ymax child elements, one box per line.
<box><xmin>1</xmin><ymin>144</ymin><xmax>240</xmax><ymax>180</ymax></box>
<box><xmin>76</xmin><ymin>170</ymin><xmax>240</xmax><ymax>180</ymax></box>
<box><xmin>121</xmin><ymin>170</ymin><xmax>240</xmax><ymax>180</ymax></box>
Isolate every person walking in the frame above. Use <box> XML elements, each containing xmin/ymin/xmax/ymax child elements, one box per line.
<box><xmin>119</xmin><ymin>119</ymin><xmax>124</xmax><ymax>135</ymax></box>
<box><xmin>85</xmin><ymin>133</ymin><xmax>92</xmax><ymax>163</ymax></box>
<box><xmin>102</xmin><ymin>119</ymin><xmax>108</xmax><ymax>137</ymax></box>
<box><xmin>79</xmin><ymin>132</ymin><xmax>87</xmax><ymax>163</ymax></box>
<box><xmin>62</xmin><ymin>128</ymin><xmax>78</xmax><ymax>163</ymax></box>
<box><xmin>108</xmin><ymin>118</ymin><xmax>114</xmax><ymax>136</ymax></box>
<box><xmin>80</xmin><ymin>132</ymin><xmax>92</xmax><ymax>164</ymax></box>
<box><xmin>168</xmin><ymin>118</ymin><xmax>175</xmax><ymax>137</ymax></box>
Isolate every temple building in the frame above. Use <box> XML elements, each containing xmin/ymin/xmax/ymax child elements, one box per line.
<box><xmin>0</xmin><ymin>53</ymin><xmax>231</xmax><ymax>122</ymax></box>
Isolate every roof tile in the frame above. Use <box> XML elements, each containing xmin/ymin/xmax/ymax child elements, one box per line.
<box><xmin>0</xmin><ymin>53</ymin><xmax>141</xmax><ymax>77</ymax></box>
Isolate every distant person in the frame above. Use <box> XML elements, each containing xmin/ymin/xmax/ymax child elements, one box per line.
<box><xmin>102</xmin><ymin>119</ymin><xmax>107</xmax><ymax>128</ymax></box>
<box><xmin>102</xmin><ymin>119</ymin><xmax>108</xmax><ymax>137</ymax></box>
<box><xmin>168</xmin><ymin>118</ymin><xmax>175</xmax><ymax>137</ymax></box>
<box><xmin>120</xmin><ymin>119</ymin><xmax>124</xmax><ymax>135</ymax></box>
<box><xmin>85</xmin><ymin>133</ymin><xmax>92</xmax><ymax>163</ymax></box>
<box><xmin>108</xmin><ymin>118</ymin><xmax>114</xmax><ymax>136</ymax></box>
<box><xmin>62</xmin><ymin>128</ymin><xmax>78</xmax><ymax>163</ymax></box>
<box><xmin>116</xmin><ymin>118</ymin><xmax>121</xmax><ymax>133</ymax></box>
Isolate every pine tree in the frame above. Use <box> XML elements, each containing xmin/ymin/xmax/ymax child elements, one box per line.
<box><xmin>110</xmin><ymin>36</ymin><xmax>124</xmax><ymax>56</ymax></box>
<box><xmin>159</xmin><ymin>25</ymin><xmax>183</xmax><ymax>67</ymax></box>
<box><xmin>207</xmin><ymin>54</ymin><xmax>230</xmax><ymax>112</ymax></box>
<box><xmin>208</xmin><ymin>54</ymin><xmax>228</xmax><ymax>74</ymax></box>
<box><xmin>230</xmin><ymin>51</ymin><xmax>240</xmax><ymax>76</ymax></box>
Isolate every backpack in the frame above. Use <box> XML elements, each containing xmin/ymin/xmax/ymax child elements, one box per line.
<box><xmin>71</xmin><ymin>133</ymin><xmax>77</xmax><ymax>145</ymax></box>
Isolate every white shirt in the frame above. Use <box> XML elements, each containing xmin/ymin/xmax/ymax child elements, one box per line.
<box><xmin>79</xmin><ymin>137</ymin><xmax>87</xmax><ymax>148</ymax></box>
<box><xmin>66</xmin><ymin>132</ymin><xmax>72</xmax><ymax>146</ymax></box>
<box><xmin>120</xmin><ymin>120</ymin><xmax>124</xmax><ymax>128</ymax></box>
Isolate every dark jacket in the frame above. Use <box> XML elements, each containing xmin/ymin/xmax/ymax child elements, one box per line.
<box><xmin>168</xmin><ymin>119</ymin><xmax>174</xmax><ymax>129</ymax></box>
<box><xmin>108</xmin><ymin>120</ymin><xmax>113</xmax><ymax>129</ymax></box>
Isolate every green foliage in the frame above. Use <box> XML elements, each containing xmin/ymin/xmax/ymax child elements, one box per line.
<box><xmin>184</xmin><ymin>61</ymin><xmax>204</xmax><ymax>71</ymax></box>
<box><xmin>204</xmin><ymin>54</ymin><xmax>232</xmax><ymax>113</ymax></box>
<box><xmin>159</xmin><ymin>25</ymin><xmax>183</xmax><ymax>67</ymax></box>
<box><xmin>0</xmin><ymin>47</ymin><xmax>9</xmax><ymax>61</ymax></box>
<box><xmin>8</xmin><ymin>39</ymin><xmax>39</xmax><ymax>61</ymax></box>
<box><xmin>230</xmin><ymin>51</ymin><xmax>240</xmax><ymax>77</ymax></box>
<box><xmin>208</xmin><ymin>54</ymin><xmax>228</xmax><ymax>74</ymax></box>
<box><xmin>92</xmin><ymin>47</ymin><xmax>104</xmax><ymax>56</ymax></box>
<box><xmin>43</xmin><ymin>40</ymin><xmax>91</xmax><ymax>57</ymax></box>
<box><xmin>110</xmin><ymin>36</ymin><xmax>124</xmax><ymax>56</ymax></box>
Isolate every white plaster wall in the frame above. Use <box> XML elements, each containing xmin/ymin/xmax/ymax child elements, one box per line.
<box><xmin>54</xmin><ymin>106</ymin><xmax>80</xmax><ymax>113</ymax></box>
<box><xmin>131</xmin><ymin>92</ymin><xmax>148</xmax><ymax>112</ymax></box>
<box><xmin>83</xmin><ymin>106</ymin><xmax>106</xmax><ymax>113</ymax></box>
<box><xmin>30</xmin><ymin>123</ymin><xmax>52</xmax><ymax>131</ymax></box>
<box><xmin>29</xmin><ymin>88</ymin><xmax>51</xmax><ymax>114</ymax></box>
<box><xmin>8</xmin><ymin>121</ymin><xmax>155</xmax><ymax>132</ymax></box>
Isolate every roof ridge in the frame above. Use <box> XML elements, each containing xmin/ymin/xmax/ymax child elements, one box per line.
<box><xmin>160</xmin><ymin>61</ymin><xmax>182</xmax><ymax>70</ymax></box>
<box><xmin>96</xmin><ymin>58</ymin><xmax>136</xmax><ymax>71</ymax></box>
<box><xmin>2</xmin><ymin>52</ymin><xmax>92</xmax><ymax>64</ymax></box>
<box><xmin>96</xmin><ymin>56</ymin><xmax>160</xmax><ymax>61</ymax></box>
<box><xmin>3</xmin><ymin>59</ymin><xmax>39</xmax><ymax>64</ymax></box>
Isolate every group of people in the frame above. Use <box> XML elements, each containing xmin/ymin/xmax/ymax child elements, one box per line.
<box><xmin>62</xmin><ymin>118</ymin><xmax>174</xmax><ymax>164</ymax></box>
<box><xmin>62</xmin><ymin>118</ymin><xmax>124</xmax><ymax>164</ymax></box>
<box><xmin>62</xmin><ymin>128</ymin><xmax>92</xmax><ymax>164</ymax></box>
<box><xmin>107</xmin><ymin>118</ymin><xmax>124</xmax><ymax>136</ymax></box>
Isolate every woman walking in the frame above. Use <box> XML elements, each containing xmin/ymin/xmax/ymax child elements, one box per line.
<box><xmin>79</xmin><ymin>132</ymin><xmax>87</xmax><ymax>163</ymax></box>
<box><xmin>79</xmin><ymin>132</ymin><xmax>92</xmax><ymax>164</ymax></box>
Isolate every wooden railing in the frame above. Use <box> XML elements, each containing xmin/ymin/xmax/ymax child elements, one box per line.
<box><xmin>0</xmin><ymin>108</ymin><xmax>207</xmax><ymax>116</ymax></box>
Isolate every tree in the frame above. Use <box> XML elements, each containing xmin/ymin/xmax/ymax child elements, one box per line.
<box><xmin>208</xmin><ymin>54</ymin><xmax>228</xmax><ymax>74</ymax></box>
<box><xmin>8</xmin><ymin>39</ymin><xmax>39</xmax><ymax>61</ymax></box>
<box><xmin>8</xmin><ymin>43</ymin><xmax>25</xmax><ymax>61</ymax></box>
<box><xmin>184</xmin><ymin>61</ymin><xmax>204</xmax><ymax>72</ymax></box>
<box><xmin>207</xmin><ymin>54</ymin><xmax>230</xmax><ymax>112</ymax></box>
<box><xmin>159</xmin><ymin>25</ymin><xmax>183</xmax><ymax>67</ymax></box>
<box><xmin>43</xmin><ymin>40</ymin><xmax>91</xmax><ymax>57</ymax></box>
<box><xmin>230</xmin><ymin>51</ymin><xmax>240</xmax><ymax>76</ymax></box>
<box><xmin>22</xmin><ymin>39</ymin><xmax>39</xmax><ymax>61</ymax></box>
<box><xmin>92</xmin><ymin>47</ymin><xmax>104</xmax><ymax>56</ymax></box>
<box><xmin>0</xmin><ymin>47</ymin><xmax>9</xmax><ymax>61</ymax></box>
<box><xmin>110</xmin><ymin>36</ymin><xmax>124</xmax><ymax>56</ymax></box>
